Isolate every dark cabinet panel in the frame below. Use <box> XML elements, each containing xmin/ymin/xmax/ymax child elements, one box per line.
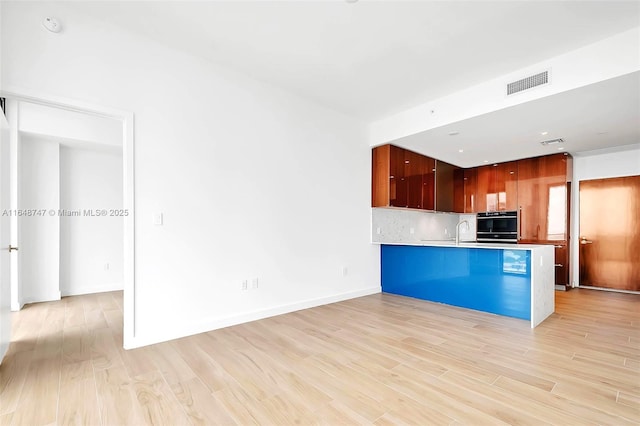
<box><xmin>406</xmin><ymin>150</ymin><xmax>424</xmax><ymax>209</ymax></box>
<box><xmin>422</xmin><ymin>156</ymin><xmax>436</xmax><ymax>210</ymax></box>
<box><xmin>554</xmin><ymin>244</ymin><xmax>569</xmax><ymax>286</ymax></box>
<box><xmin>453</xmin><ymin>168</ymin><xmax>465</xmax><ymax>213</ymax></box>
<box><xmin>436</xmin><ymin>160</ymin><xmax>458</xmax><ymax>212</ymax></box>
<box><xmin>390</xmin><ymin>145</ymin><xmax>408</xmax><ymax>207</ymax></box>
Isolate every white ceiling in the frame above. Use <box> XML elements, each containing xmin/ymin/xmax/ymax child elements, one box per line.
<box><xmin>394</xmin><ymin>72</ymin><xmax>640</xmax><ymax>168</ymax></box>
<box><xmin>72</xmin><ymin>1</ymin><xmax>640</xmax><ymax>121</ymax></box>
<box><xmin>51</xmin><ymin>1</ymin><xmax>640</xmax><ymax>162</ymax></box>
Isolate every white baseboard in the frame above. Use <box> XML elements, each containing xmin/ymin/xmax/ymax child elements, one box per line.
<box><xmin>61</xmin><ymin>282</ymin><xmax>124</xmax><ymax>297</ymax></box>
<box><xmin>22</xmin><ymin>290</ymin><xmax>61</xmax><ymax>305</ymax></box>
<box><xmin>124</xmin><ymin>286</ymin><xmax>381</xmax><ymax>350</ymax></box>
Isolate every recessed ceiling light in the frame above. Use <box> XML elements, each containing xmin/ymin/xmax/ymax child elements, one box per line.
<box><xmin>483</xmin><ymin>160</ymin><xmax>489</xmax><ymax>163</ymax></box>
<box><xmin>541</xmin><ymin>131</ymin><xmax>548</xmax><ymax>136</ymax></box>
<box><xmin>448</xmin><ymin>131</ymin><xmax>460</xmax><ymax>136</ymax></box>
<box><xmin>558</xmin><ymin>147</ymin><xmax>564</xmax><ymax>151</ymax></box>
<box><xmin>458</xmin><ymin>149</ymin><xmax>464</xmax><ymax>153</ymax></box>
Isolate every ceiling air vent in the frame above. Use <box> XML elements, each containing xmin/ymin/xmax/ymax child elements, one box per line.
<box><xmin>540</xmin><ymin>138</ymin><xmax>564</xmax><ymax>146</ymax></box>
<box><xmin>507</xmin><ymin>71</ymin><xmax>549</xmax><ymax>95</ymax></box>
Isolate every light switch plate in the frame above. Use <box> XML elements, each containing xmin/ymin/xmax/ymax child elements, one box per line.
<box><xmin>153</xmin><ymin>212</ymin><xmax>163</xmax><ymax>226</ymax></box>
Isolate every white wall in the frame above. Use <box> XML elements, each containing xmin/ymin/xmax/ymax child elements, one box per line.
<box><xmin>570</xmin><ymin>144</ymin><xmax>640</xmax><ymax>286</ymax></box>
<box><xmin>19</xmin><ymin>136</ymin><xmax>60</xmax><ymax>303</ymax></box>
<box><xmin>1</xmin><ymin>2</ymin><xmax>380</xmax><ymax>347</ymax></box>
<box><xmin>59</xmin><ymin>146</ymin><xmax>123</xmax><ymax>296</ymax></box>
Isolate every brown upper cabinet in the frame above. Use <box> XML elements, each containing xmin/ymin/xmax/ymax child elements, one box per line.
<box><xmin>517</xmin><ymin>153</ymin><xmax>571</xmax><ymax>243</ymax></box>
<box><xmin>453</xmin><ymin>168</ymin><xmax>477</xmax><ymax>213</ymax></box>
<box><xmin>475</xmin><ymin>162</ymin><xmax>518</xmax><ymax>212</ymax></box>
<box><xmin>372</xmin><ymin>144</ymin><xmax>435</xmax><ymax>210</ymax></box>
<box><xmin>435</xmin><ymin>160</ymin><xmax>458</xmax><ymax>212</ymax></box>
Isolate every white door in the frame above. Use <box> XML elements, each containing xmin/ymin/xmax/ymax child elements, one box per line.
<box><xmin>0</xmin><ymin>109</ymin><xmax>12</xmax><ymax>363</ymax></box>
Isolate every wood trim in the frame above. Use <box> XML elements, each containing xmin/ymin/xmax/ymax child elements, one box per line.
<box><xmin>372</xmin><ymin>145</ymin><xmax>390</xmax><ymax>207</ymax></box>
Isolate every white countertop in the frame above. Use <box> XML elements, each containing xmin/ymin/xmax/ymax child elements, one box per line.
<box><xmin>375</xmin><ymin>240</ymin><xmax>554</xmax><ymax>250</ymax></box>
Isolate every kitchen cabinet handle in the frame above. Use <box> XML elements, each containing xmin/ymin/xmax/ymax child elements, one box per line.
<box><xmin>518</xmin><ymin>207</ymin><xmax>522</xmax><ymax>240</ymax></box>
<box><xmin>555</xmin><ymin>264</ymin><xmax>564</xmax><ymax>267</ymax></box>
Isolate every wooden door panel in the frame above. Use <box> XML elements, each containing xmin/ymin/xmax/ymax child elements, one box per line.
<box><xmin>464</xmin><ymin>168</ymin><xmax>477</xmax><ymax>213</ymax></box>
<box><xmin>453</xmin><ymin>168</ymin><xmax>465</xmax><ymax>213</ymax></box>
<box><xmin>390</xmin><ymin>146</ymin><xmax>407</xmax><ymax>207</ymax></box>
<box><xmin>499</xmin><ymin>161</ymin><xmax>518</xmax><ymax>211</ymax></box>
<box><xmin>554</xmin><ymin>244</ymin><xmax>568</xmax><ymax>286</ymax></box>
<box><xmin>422</xmin><ymin>157</ymin><xmax>436</xmax><ymax>210</ymax></box>
<box><xmin>476</xmin><ymin>165</ymin><xmax>493</xmax><ymax>212</ymax></box>
<box><xmin>371</xmin><ymin>145</ymin><xmax>391</xmax><ymax>207</ymax></box>
<box><xmin>517</xmin><ymin>157</ymin><xmax>540</xmax><ymax>241</ymax></box>
<box><xmin>405</xmin><ymin>150</ymin><xmax>423</xmax><ymax>209</ymax></box>
<box><xmin>579</xmin><ymin>175</ymin><xmax>640</xmax><ymax>291</ymax></box>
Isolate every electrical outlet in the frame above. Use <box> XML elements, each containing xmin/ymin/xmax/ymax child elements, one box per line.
<box><xmin>252</xmin><ymin>278</ymin><xmax>259</xmax><ymax>289</ymax></box>
<box><xmin>104</xmin><ymin>263</ymin><xmax>110</xmax><ymax>271</ymax></box>
<box><xmin>241</xmin><ymin>280</ymin><xmax>248</xmax><ymax>291</ymax></box>
<box><xmin>376</xmin><ymin>227</ymin><xmax>381</xmax><ymax>235</ymax></box>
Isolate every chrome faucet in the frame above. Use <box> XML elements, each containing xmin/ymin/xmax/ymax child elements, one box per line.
<box><xmin>456</xmin><ymin>220</ymin><xmax>469</xmax><ymax>245</ymax></box>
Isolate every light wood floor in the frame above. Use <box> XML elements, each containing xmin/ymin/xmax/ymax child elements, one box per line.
<box><xmin>1</xmin><ymin>289</ymin><xmax>638</xmax><ymax>425</ymax></box>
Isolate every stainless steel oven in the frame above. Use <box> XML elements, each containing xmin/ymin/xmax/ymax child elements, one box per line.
<box><xmin>476</xmin><ymin>210</ymin><xmax>518</xmax><ymax>243</ymax></box>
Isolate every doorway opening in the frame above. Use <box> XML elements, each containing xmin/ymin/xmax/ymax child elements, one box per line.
<box><xmin>1</xmin><ymin>92</ymin><xmax>134</xmax><ymax>349</ymax></box>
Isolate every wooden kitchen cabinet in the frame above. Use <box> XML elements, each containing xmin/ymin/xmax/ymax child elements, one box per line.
<box><xmin>422</xmin><ymin>156</ymin><xmax>436</xmax><ymax>210</ymax></box>
<box><xmin>390</xmin><ymin>145</ymin><xmax>408</xmax><ymax>207</ymax></box>
<box><xmin>497</xmin><ymin>162</ymin><xmax>518</xmax><ymax>211</ymax></box>
<box><xmin>476</xmin><ymin>162</ymin><xmax>517</xmax><ymax>212</ymax></box>
<box><xmin>518</xmin><ymin>153</ymin><xmax>572</xmax><ymax>287</ymax></box>
<box><xmin>517</xmin><ymin>153</ymin><xmax>570</xmax><ymax>242</ymax></box>
<box><xmin>435</xmin><ymin>160</ymin><xmax>458</xmax><ymax>212</ymax></box>
<box><xmin>554</xmin><ymin>243</ymin><xmax>569</xmax><ymax>286</ymax></box>
<box><xmin>372</xmin><ymin>144</ymin><xmax>435</xmax><ymax>210</ymax></box>
<box><xmin>406</xmin><ymin>149</ymin><xmax>427</xmax><ymax>209</ymax></box>
<box><xmin>476</xmin><ymin>165</ymin><xmax>493</xmax><ymax>212</ymax></box>
<box><xmin>453</xmin><ymin>167</ymin><xmax>476</xmax><ymax>213</ymax></box>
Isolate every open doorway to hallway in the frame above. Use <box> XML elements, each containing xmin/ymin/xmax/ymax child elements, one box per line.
<box><xmin>0</xmin><ymin>93</ymin><xmax>135</xmax><ymax>363</ymax></box>
<box><xmin>7</xmin><ymin>99</ymin><xmax>124</xmax><ymax>305</ymax></box>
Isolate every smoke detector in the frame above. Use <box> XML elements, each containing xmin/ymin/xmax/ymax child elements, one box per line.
<box><xmin>42</xmin><ymin>17</ymin><xmax>62</xmax><ymax>33</ymax></box>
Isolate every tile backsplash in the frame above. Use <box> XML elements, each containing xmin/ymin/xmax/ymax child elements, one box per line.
<box><xmin>372</xmin><ymin>208</ymin><xmax>476</xmax><ymax>243</ymax></box>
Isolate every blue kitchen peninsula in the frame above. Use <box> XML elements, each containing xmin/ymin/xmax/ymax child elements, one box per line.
<box><xmin>380</xmin><ymin>242</ymin><xmax>555</xmax><ymax>327</ymax></box>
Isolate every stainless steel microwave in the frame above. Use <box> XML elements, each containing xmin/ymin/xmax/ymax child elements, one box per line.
<box><xmin>476</xmin><ymin>211</ymin><xmax>518</xmax><ymax>243</ymax></box>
